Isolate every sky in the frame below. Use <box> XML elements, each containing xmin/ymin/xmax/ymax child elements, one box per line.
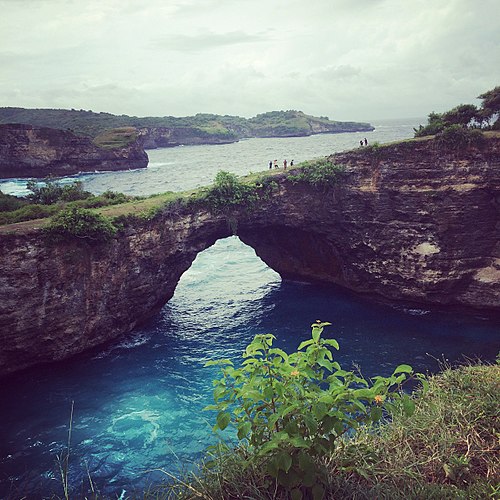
<box><xmin>0</xmin><ymin>0</ymin><xmax>499</xmax><ymax>121</ymax></box>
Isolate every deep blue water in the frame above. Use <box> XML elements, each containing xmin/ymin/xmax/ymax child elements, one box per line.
<box><xmin>0</xmin><ymin>120</ymin><xmax>499</xmax><ymax>498</ymax></box>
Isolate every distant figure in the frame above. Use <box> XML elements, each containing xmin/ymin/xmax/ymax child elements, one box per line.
<box><xmin>360</xmin><ymin>140</ymin><xmax>363</xmax><ymax>147</ymax></box>
<box><xmin>269</xmin><ymin>160</ymin><xmax>272</xmax><ymax>169</ymax></box>
<box><xmin>290</xmin><ymin>159</ymin><xmax>294</xmax><ymax>167</ymax></box>
<box><xmin>364</xmin><ymin>137</ymin><xmax>368</xmax><ymax>146</ymax></box>
<box><xmin>274</xmin><ymin>159</ymin><xmax>278</xmax><ymax>168</ymax></box>
<box><xmin>283</xmin><ymin>159</ymin><xmax>287</xmax><ymax>170</ymax></box>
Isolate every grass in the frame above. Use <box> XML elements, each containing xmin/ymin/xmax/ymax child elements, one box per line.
<box><xmin>92</xmin><ymin>127</ymin><xmax>139</xmax><ymax>149</ymax></box>
<box><xmin>154</xmin><ymin>362</ymin><xmax>499</xmax><ymax>499</ymax></box>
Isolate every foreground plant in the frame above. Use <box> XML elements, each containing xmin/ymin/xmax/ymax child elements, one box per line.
<box><xmin>204</xmin><ymin>321</ymin><xmax>421</xmax><ymax>499</ymax></box>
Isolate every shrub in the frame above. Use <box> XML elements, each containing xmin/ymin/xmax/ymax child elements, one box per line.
<box><xmin>202</xmin><ymin>171</ymin><xmax>258</xmax><ymax>213</ymax></box>
<box><xmin>43</xmin><ymin>207</ymin><xmax>117</xmax><ymax>243</ymax></box>
<box><xmin>0</xmin><ymin>190</ymin><xmax>28</xmax><ymax>212</ymax></box>
<box><xmin>435</xmin><ymin>125</ymin><xmax>485</xmax><ymax>150</ymax></box>
<box><xmin>287</xmin><ymin>159</ymin><xmax>346</xmax><ymax>189</ymax></box>
<box><xmin>205</xmin><ymin>321</ymin><xmax>419</xmax><ymax>499</ymax></box>
<box><xmin>27</xmin><ymin>179</ymin><xmax>92</xmax><ymax>205</ymax></box>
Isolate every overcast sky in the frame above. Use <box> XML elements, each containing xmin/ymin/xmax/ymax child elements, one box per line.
<box><xmin>0</xmin><ymin>0</ymin><xmax>499</xmax><ymax>121</ymax></box>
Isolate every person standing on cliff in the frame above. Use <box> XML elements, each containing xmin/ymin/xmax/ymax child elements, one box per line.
<box><xmin>283</xmin><ymin>159</ymin><xmax>287</xmax><ymax>170</ymax></box>
<box><xmin>290</xmin><ymin>159</ymin><xmax>294</xmax><ymax>167</ymax></box>
<box><xmin>360</xmin><ymin>140</ymin><xmax>363</xmax><ymax>147</ymax></box>
<box><xmin>269</xmin><ymin>160</ymin><xmax>272</xmax><ymax>169</ymax></box>
<box><xmin>364</xmin><ymin>138</ymin><xmax>368</xmax><ymax>146</ymax></box>
<box><xmin>274</xmin><ymin>159</ymin><xmax>278</xmax><ymax>168</ymax></box>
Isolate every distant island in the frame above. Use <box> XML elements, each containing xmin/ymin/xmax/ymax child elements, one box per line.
<box><xmin>0</xmin><ymin>107</ymin><xmax>374</xmax><ymax>177</ymax></box>
<box><xmin>0</xmin><ymin>107</ymin><xmax>374</xmax><ymax>149</ymax></box>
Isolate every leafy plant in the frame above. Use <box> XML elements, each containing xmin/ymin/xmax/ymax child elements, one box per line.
<box><xmin>202</xmin><ymin>170</ymin><xmax>258</xmax><ymax>213</ymax></box>
<box><xmin>435</xmin><ymin>125</ymin><xmax>485</xmax><ymax>150</ymax></box>
<box><xmin>287</xmin><ymin>159</ymin><xmax>346</xmax><ymax>190</ymax></box>
<box><xmin>43</xmin><ymin>206</ymin><xmax>117</xmax><ymax>243</ymax></box>
<box><xmin>205</xmin><ymin>321</ymin><xmax>419</xmax><ymax>499</ymax></box>
<box><xmin>27</xmin><ymin>178</ymin><xmax>92</xmax><ymax>205</ymax></box>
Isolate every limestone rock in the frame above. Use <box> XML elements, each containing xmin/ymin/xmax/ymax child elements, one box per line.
<box><xmin>0</xmin><ymin>123</ymin><xmax>148</xmax><ymax>178</ymax></box>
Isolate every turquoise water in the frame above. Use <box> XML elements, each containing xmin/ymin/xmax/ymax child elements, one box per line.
<box><xmin>0</xmin><ymin>120</ymin><xmax>499</xmax><ymax>498</ymax></box>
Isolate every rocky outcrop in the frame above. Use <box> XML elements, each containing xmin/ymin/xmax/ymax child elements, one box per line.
<box><xmin>0</xmin><ymin>123</ymin><xmax>148</xmax><ymax>178</ymax></box>
<box><xmin>0</xmin><ymin>136</ymin><xmax>498</xmax><ymax>376</ymax></box>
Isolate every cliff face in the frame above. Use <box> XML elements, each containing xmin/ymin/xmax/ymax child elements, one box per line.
<box><xmin>0</xmin><ymin>137</ymin><xmax>498</xmax><ymax>376</ymax></box>
<box><xmin>137</xmin><ymin>126</ymin><xmax>237</xmax><ymax>149</ymax></box>
<box><xmin>0</xmin><ymin>123</ymin><xmax>149</xmax><ymax>178</ymax></box>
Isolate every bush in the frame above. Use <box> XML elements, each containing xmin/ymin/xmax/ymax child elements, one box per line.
<box><xmin>287</xmin><ymin>159</ymin><xmax>346</xmax><ymax>189</ymax></box>
<box><xmin>205</xmin><ymin>321</ymin><xmax>419</xmax><ymax>499</ymax></box>
<box><xmin>202</xmin><ymin>171</ymin><xmax>258</xmax><ymax>213</ymax></box>
<box><xmin>43</xmin><ymin>207</ymin><xmax>117</xmax><ymax>243</ymax></box>
<box><xmin>435</xmin><ymin>125</ymin><xmax>485</xmax><ymax>150</ymax></box>
<box><xmin>27</xmin><ymin>179</ymin><xmax>92</xmax><ymax>205</ymax></box>
<box><xmin>0</xmin><ymin>190</ymin><xmax>28</xmax><ymax>212</ymax></box>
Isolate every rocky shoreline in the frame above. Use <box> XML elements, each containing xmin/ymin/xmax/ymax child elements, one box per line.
<box><xmin>0</xmin><ymin>123</ymin><xmax>148</xmax><ymax>178</ymax></box>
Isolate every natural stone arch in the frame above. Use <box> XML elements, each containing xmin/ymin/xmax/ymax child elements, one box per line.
<box><xmin>1</xmin><ymin>137</ymin><xmax>499</xmax><ymax>376</ymax></box>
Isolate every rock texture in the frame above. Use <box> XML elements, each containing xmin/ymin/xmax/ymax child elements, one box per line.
<box><xmin>0</xmin><ymin>123</ymin><xmax>149</xmax><ymax>177</ymax></box>
<box><xmin>0</xmin><ymin>136</ymin><xmax>499</xmax><ymax>376</ymax></box>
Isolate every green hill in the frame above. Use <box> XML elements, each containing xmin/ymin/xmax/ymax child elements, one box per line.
<box><xmin>0</xmin><ymin>107</ymin><xmax>374</xmax><ymax>145</ymax></box>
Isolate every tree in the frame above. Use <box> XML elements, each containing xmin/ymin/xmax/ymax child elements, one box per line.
<box><xmin>478</xmin><ymin>86</ymin><xmax>500</xmax><ymax>129</ymax></box>
<box><xmin>442</xmin><ymin>104</ymin><xmax>478</xmax><ymax>127</ymax></box>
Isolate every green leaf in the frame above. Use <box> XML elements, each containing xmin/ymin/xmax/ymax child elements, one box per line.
<box><xmin>289</xmin><ymin>436</ymin><xmax>309</xmax><ymax>448</ymax></box>
<box><xmin>298</xmin><ymin>451</ymin><xmax>316</xmax><ymax>475</ymax></box>
<box><xmin>276</xmin><ymin>451</ymin><xmax>293</xmax><ymax>473</ymax></box>
<box><xmin>393</xmin><ymin>364</ymin><xmax>413</xmax><ymax>375</ymax></box>
<box><xmin>216</xmin><ymin>411</ymin><xmax>231</xmax><ymax>430</ymax></box>
<box><xmin>323</xmin><ymin>339</ymin><xmax>340</xmax><ymax>350</ymax></box>
<box><xmin>317</xmin><ymin>358</ymin><xmax>333</xmax><ymax>370</ymax></box>
<box><xmin>312</xmin><ymin>326</ymin><xmax>321</xmax><ymax>342</ymax></box>
<box><xmin>269</xmin><ymin>348</ymin><xmax>289</xmax><ymax>361</ymax></box>
<box><xmin>317</xmin><ymin>394</ymin><xmax>334</xmax><ymax>405</ymax></box>
<box><xmin>402</xmin><ymin>396</ymin><xmax>416</xmax><ymax>417</ymax></box>
<box><xmin>313</xmin><ymin>403</ymin><xmax>328</xmax><ymax>420</ymax></box>
<box><xmin>291</xmin><ymin>488</ymin><xmax>303</xmax><ymax>500</ymax></box>
<box><xmin>352</xmin><ymin>388</ymin><xmax>374</xmax><ymax>399</ymax></box>
<box><xmin>213</xmin><ymin>385</ymin><xmax>227</xmax><ymax>401</ymax></box>
<box><xmin>298</xmin><ymin>339</ymin><xmax>314</xmax><ymax>350</ymax></box>
<box><xmin>237</xmin><ymin>422</ymin><xmax>252</xmax><ymax>440</ymax></box>
<box><xmin>371</xmin><ymin>406</ymin><xmax>383</xmax><ymax>422</ymax></box>
<box><xmin>304</xmin><ymin>414</ymin><xmax>318</xmax><ymax>434</ymax></box>
<box><xmin>312</xmin><ymin>483</ymin><xmax>325</xmax><ymax>500</ymax></box>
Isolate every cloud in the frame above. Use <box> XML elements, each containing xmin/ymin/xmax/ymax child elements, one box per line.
<box><xmin>153</xmin><ymin>30</ymin><xmax>271</xmax><ymax>52</ymax></box>
<box><xmin>0</xmin><ymin>0</ymin><xmax>498</xmax><ymax>120</ymax></box>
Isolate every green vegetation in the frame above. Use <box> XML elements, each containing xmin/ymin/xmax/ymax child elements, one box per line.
<box><xmin>157</xmin><ymin>357</ymin><xmax>499</xmax><ymax>499</ymax></box>
<box><xmin>0</xmin><ymin>159</ymin><xmax>346</xmax><ymax>230</ymax></box>
<box><xmin>201</xmin><ymin>321</ymin><xmax>419</xmax><ymax>499</ymax></box>
<box><xmin>0</xmin><ymin>107</ymin><xmax>373</xmax><ymax>141</ymax></box>
<box><xmin>26</xmin><ymin>179</ymin><xmax>91</xmax><ymax>204</ymax></box>
<box><xmin>287</xmin><ymin>158</ymin><xmax>346</xmax><ymax>189</ymax></box>
<box><xmin>92</xmin><ymin>127</ymin><xmax>140</xmax><ymax>149</ymax></box>
<box><xmin>43</xmin><ymin>206</ymin><xmax>117</xmax><ymax>243</ymax></box>
<box><xmin>414</xmin><ymin>85</ymin><xmax>500</xmax><ymax>138</ymax></box>
<box><xmin>0</xmin><ymin>180</ymin><xmax>136</xmax><ymax>225</ymax></box>
<box><xmin>199</xmin><ymin>171</ymin><xmax>260</xmax><ymax>214</ymax></box>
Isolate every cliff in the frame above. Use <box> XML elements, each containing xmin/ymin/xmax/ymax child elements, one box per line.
<box><xmin>0</xmin><ymin>123</ymin><xmax>148</xmax><ymax>178</ymax></box>
<box><xmin>0</xmin><ymin>136</ymin><xmax>498</xmax><ymax>376</ymax></box>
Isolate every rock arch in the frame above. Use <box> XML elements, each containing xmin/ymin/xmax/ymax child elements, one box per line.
<box><xmin>1</xmin><ymin>137</ymin><xmax>499</xmax><ymax>376</ymax></box>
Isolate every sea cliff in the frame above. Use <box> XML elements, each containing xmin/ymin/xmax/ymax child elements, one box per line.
<box><xmin>0</xmin><ymin>136</ymin><xmax>498</xmax><ymax>376</ymax></box>
<box><xmin>0</xmin><ymin>123</ymin><xmax>148</xmax><ymax>178</ymax></box>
